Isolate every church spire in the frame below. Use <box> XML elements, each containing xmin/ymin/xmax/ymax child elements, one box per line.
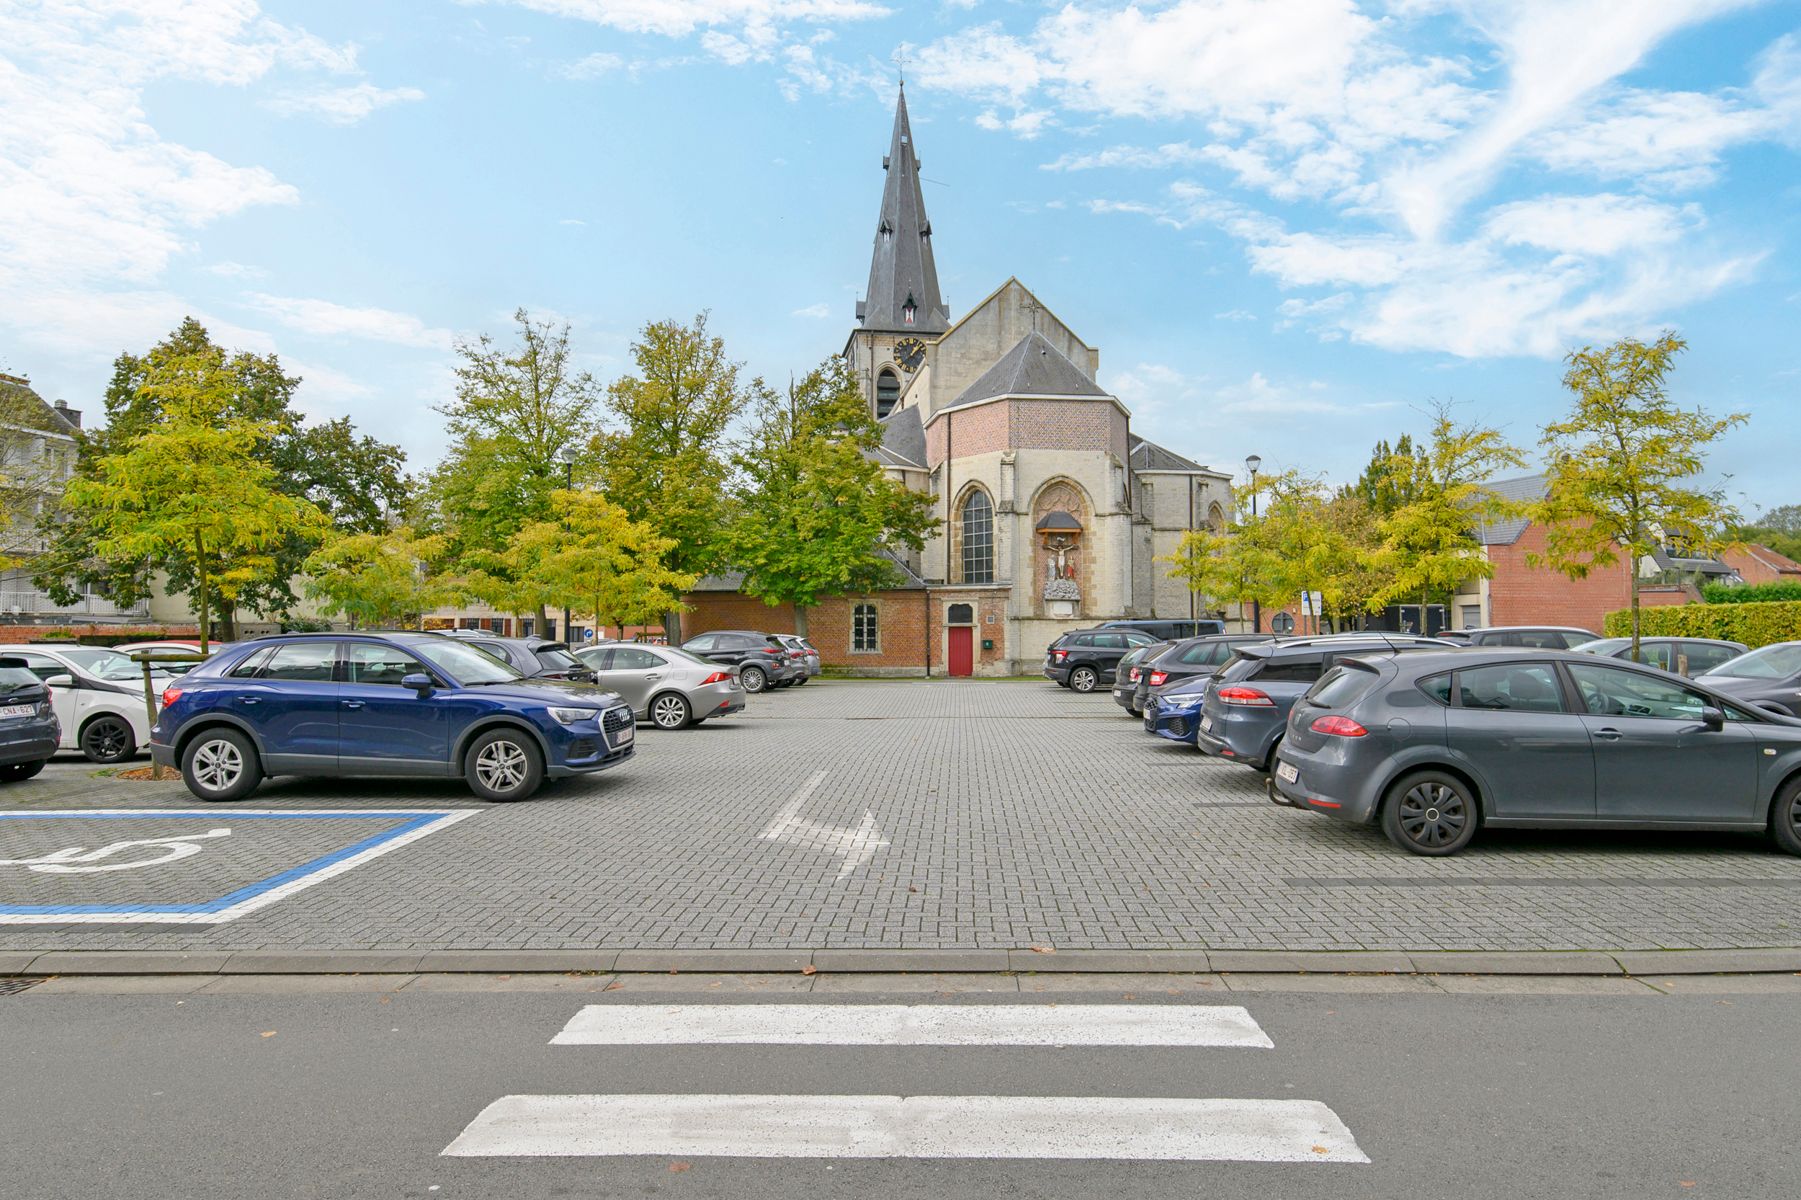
<box><xmin>857</xmin><ymin>85</ymin><xmax>948</xmax><ymax>334</ymax></box>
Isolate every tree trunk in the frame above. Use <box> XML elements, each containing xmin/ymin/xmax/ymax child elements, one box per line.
<box><xmin>793</xmin><ymin>605</ymin><xmax>810</xmax><ymax>638</ymax></box>
<box><xmin>194</xmin><ymin>554</ymin><xmax>211</xmax><ymax>654</ymax></box>
<box><xmin>221</xmin><ymin>603</ymin><xmax>238</xmax><ymax>644</ymax></box>
<box><xmin>535</xmin><ymin>603</ymin><xmax>549</xmax><ymax>638</ymax></box>
<box><xmin>1629</xmin><ymin>570</ymin><xmax>1642</xmax><ymax>662</ymax></box>
<box><xmin>664</xmin><ymin>609</ymin><xmax>683</xmax><ymax>646</ymax></box>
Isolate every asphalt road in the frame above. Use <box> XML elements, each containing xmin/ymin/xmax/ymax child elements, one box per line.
<box><xmin>6</xmin><ymin>982</ymin><xmax>1793</xmax><ymax>1199</ymax></box>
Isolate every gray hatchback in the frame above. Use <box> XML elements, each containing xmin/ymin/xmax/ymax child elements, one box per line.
<box><xmin>1271</xmin><ymin>648</ymin><xmax>1801</xmax><ymax>857</ymax></box>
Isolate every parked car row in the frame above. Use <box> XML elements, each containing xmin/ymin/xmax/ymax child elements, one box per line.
<box><xmin>1067</xmin><ymin>623</ymin><xmax>1801</xmax><ymax>860</ymax></box>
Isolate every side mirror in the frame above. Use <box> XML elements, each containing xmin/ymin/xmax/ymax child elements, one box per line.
<box><xmin>400</xmin><ymin>673</ymin><xmax>435</xmax><ymax>695</ymax></box>
<box><xmin>44</xmin><ymin>674</ymin><xmax>72</xmax><ymax>689</ymax></box>
<box><xmin>1700</xmin><ymin>706</ymin><xmax>1726</xmax><ymax>732</ymax></box>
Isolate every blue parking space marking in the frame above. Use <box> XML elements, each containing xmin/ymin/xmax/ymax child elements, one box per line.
<box><xmin>0</xmin><ymin>809</ymin><xmax>477</xmax><ymax>925</ymax></box>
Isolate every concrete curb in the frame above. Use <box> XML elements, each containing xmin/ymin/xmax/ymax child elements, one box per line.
<box><xmin>6</xmin><ymin>946</ymin><xmax>1801</xmax><ymax>978</ymax></box>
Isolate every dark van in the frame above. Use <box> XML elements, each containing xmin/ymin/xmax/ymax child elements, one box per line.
<box><xmin>1099</xmin><ymin>619</ymin><xmax>1225</xmax><ymax>641</ymax></box>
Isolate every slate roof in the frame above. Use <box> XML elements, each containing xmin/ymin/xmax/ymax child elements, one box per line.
<box><xmin>940</xmin><ymin>331</ymin><xmax>1108</xmax><ymax>412</ymax></box>
<box><xmin>857</xmin><ymin>86</ymin><xmax>949</xmax><ymax>335</ymax></box>
<box><xmin>1128</xmin><ymin>434</ymin><xmax>1216</xmax><ymax>475</ymax></box>
<box><xmin>1473</xmin><ymin>474</ymin><xmax>1548</xmax><ymax>545</ymax></box>
<box><xmin>1651</xmin><ymin>548</ymin><xmax>1735</xmax><ymax>577</ymax></box>
<box><xmin>874</xmin><ymin>403</ymin><xmax>926</xmax><ymax>468</ymax></box>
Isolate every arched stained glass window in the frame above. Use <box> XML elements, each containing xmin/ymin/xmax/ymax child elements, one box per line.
<box><xmin>960</xmin><ymin>490</ymin><xmax>994</xmax><ymax>584</ymax></box>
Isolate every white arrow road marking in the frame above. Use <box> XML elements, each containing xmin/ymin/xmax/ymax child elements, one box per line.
<box><xmin>758</xmin><ymin>770</ymin><xmax>888</xmax><ymax>880</ymax></box>
<box><xmin>442</xmin><ymin>1094</ymin><xmax>1369</xmax><ymax>1162</ymax></box>
<box><xmin>551</xmin><ymin>1003</ymin><xmax>1275</xmax><ymax>1048</ymax></box>
<box><xmin>0</xmin><ymin>828</ymin><xmax>232</xmax><ymax>873</ymax></box>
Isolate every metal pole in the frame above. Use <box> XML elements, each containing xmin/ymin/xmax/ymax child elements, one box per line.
<box><xmin>561</xmin><ymin>459</ymin><xmax>574</xmax><ymax>643</ymax></box>
<box><xmin>1249</xmin><ymin>469</ymin><xmax>1260</xmax><ymax>634</ymax></box>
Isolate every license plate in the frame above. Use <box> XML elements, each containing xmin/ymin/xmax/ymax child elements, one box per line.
<box><xmin>1199</xmin><ymin>716</ymin><xmax>1212</xmax><ymax>733</ymax></box>
<box><xmin>613</xmin><ymin>721</ymin><xmax>634</xmax><ymax>745</ymax></box>
<box><xmin>1276</xmin><ymin>760</ymin><xmax>1298</xmax><ymax>784</ymax></box>
<box><xmin>0</xmin><ymin>703</ymin><xmax>34</xmax><ymax>718</ymax></box>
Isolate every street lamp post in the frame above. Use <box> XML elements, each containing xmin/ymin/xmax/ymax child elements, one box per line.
<box><xmin>556</xmin><ymin>444</ymin><xmax>579</xmax><ymax>643</ymax></box>
<box><xmin>1245</xmin><ymin>454</ymin><xmax>1262</xmax><ymax>634</ymax></box>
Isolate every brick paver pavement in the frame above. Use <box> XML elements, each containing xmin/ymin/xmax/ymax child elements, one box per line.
<box><xmin>3</xmin><ymin>679</ymin><xmax>1799</xmax><ymax>952</ymax></box>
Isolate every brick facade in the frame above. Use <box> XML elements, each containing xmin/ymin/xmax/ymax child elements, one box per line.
<box><xmin>681</xmin><ymin>587</ymin><xmax>1016</xmax><ymax>676</ymax></box>
<box><xmin>1724</xmin><ymin>544</ymin><xmax>1801</xmax><ymax>585</ymax></box>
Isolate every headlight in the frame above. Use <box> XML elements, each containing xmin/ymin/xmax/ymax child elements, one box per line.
<box><xmin>548</xmin><ymin>706</ymin><xmax>600</xmax><ymax>725</ymax></box>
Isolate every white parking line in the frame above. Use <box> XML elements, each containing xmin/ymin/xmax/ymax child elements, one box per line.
<box><xmin>550</xmin><ymin>1003</ymin><xmax>1275</xmax><ymax>1047</ymax></box>
<box><xmin>442</xmin><ymin>1093</ymin><xmax>1369</xmax><ymax>1162</ymax></box>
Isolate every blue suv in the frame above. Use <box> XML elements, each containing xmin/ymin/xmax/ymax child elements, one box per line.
<box><xmin>151</xmin><ymin>633</ymin><xmax>636</xmax><ymax>803</ymax></box>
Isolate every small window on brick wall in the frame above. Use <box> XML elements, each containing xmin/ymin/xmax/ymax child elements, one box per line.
<box><xmin>852</xmin><ymin>603</ymin><xmax>879</xmax><ymax>652</ymax></box>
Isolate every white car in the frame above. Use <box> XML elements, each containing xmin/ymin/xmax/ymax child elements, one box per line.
<box><xmin>0</xmin><ymin>644</ymin><xmax>172</xmax><ymax>763</ymax></box>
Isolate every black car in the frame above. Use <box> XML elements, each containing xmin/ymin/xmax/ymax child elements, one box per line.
<box><xmin>1134</xmin><ymin>634</ymin><xmax>1274</xmax><ymax>713</ymax></box>
<box><xmin>1273</xmin><ymin>648</ymin><xmax>1801</xmax><ymax>858</ymax></box>
<box><xmin>1195</xmin><ymin>634</ymin><xmax>1458</xmax><ymax>771</ymax></box>
<box><xmin>0</xmin><ymin>656</ymin><xmax>59</xmax><ymax>782</ymax></box>
<box><xmin>438</xmin><ymin>633</ymin><xmax>596</xmax><ymax>684</ymax></box>
<box><xmin>681</xmin><ymin>630</ymin><xmax>797</xmax><ymax>694</ymax></box>
<box><xmin>1044</xmin><ymin>628</ymin><xmax>1162</xmax><ymax>692</ymax></box>
<box><xmin>1099</xmin><ymin>618</ymin><xmax>1226</xmax><ymax>641</ymax></box>
<box><xmin>1110</xmin><ymin>642</ymin><xmax>1170</xmax><ymax>714</ymax></box>
<box><xmin>1698</xmin><ymin>641</ymin><xmax>1801</xmax><ymax>717</ymax></box>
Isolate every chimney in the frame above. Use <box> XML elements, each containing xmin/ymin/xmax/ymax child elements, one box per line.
<box><xmin>53</xmin><ymin>399</ymin><xmax>80</xmax><ymax>429</ymax></box>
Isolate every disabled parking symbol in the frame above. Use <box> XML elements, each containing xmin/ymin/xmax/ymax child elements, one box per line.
<box><xmin>0</xmin><ymin>828</ymin><xmax>233</xmax><ymax>874</ymax></box>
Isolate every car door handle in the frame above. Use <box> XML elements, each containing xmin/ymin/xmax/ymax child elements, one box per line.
<box><xmin>342</xmin><ymin>700</ymin><xmax>365</xmax><ymax>710</ymax></box>
<box><xmin>238</xmin><ymin>697</ymin><xmax>259</xmax><ymax>706</ymax></box>
<box><xmin>1593</xmin><ymin>727</ymin><xmax>1623</xmax><ymax>741</ymax></box>
<box><xmin>645</xmin><ymin>673</ymin><xmax>661</xmax><ymax>680</ymax></box>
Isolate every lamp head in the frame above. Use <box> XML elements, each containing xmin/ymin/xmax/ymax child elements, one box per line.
<box><xmin>1244</xmin><ymin>453</ymin><xmax>1262</xmax><ymax>475</ymax></box>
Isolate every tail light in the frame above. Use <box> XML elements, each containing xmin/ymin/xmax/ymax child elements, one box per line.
<box><xmin>1053</xmin><ymin>649</ymin><xmax>1069</xmax><ymax>663</ymax></box>
<box><xmin>1148</xmin><ymin>670</ymin><xmax>1169</xmax><ymax>687</ymax></box>
<box><xmin>1217</xmin><ymin>686</ymin><xmax>1275</xmax><ymax>707</ymax></box>
<box><xmin>159</xmin><ymin>686</ymin><xmax>182</xmax><ymax>707</ymax></box>
<box><xmin>1127</xmin><ymin>668</ymin><xmax>1140</xmax><ymax>683</ymax></box>
<box><xmin>700</xmin><ymin>671</ymin><xmax>732</xmax><ymax>685</ymax></box>
<box><xmin>1310</xmin><ymin>715</ymin><xmax>1369</xmax><ymax>737</ymax></box>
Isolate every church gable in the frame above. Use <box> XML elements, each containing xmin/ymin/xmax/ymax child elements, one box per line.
<box><xmin>928</xmin><ymin>279</ymin><xmax>1097</xmax><ymax>415</ymax></box>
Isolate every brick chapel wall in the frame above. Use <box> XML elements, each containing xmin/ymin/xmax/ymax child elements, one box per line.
<box><xmin>682</xmin><ymin>590</ymin><xmax>932</xmax><ymax>674</ymax></box>
<box><xmin>925</xmin><ymin>400</ymin><xmax>1010</xmax><ymax>466</ymax></box>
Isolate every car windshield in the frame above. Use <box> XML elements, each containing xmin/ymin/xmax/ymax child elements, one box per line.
<box><xmin>1703</xmin><ymin>642</ymin><xmax>1801</xmax><ymax>679</ymax></box>
<box><xmin>409</xmin><ymin>638</ymin><xmax>523</xmax><ymax>684</ymax></box>
<box><xmin>1573</xmin><ymin>638</ymin><xmax>1631</xmax><ymax>654</ymax></box>
<box><xmin>58</xmin><ymin>647</ymin><xmax>143</xmax><ymax>681</ymax></box>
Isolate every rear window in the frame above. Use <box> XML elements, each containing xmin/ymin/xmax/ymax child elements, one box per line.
<box><xmin>0</xmin><ymin>666</ymin><xmax>41</xmax><ymax>693</ymax></box>
<box><xmin>1307</xmin><ymin>665</ymin><xmax>1378</xmax><ymax>708</ymax></box>
<box><xmin>1253</xmin><ymin>660</ymin><xmax>1324</xmax><ymax>684</ymax></box>
<box><xmin>536</xmin><ymin>647</ymin><xmax>583</xmax><ymax>671</ymax></box>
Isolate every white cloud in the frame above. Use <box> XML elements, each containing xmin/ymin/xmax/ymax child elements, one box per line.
<box><xmin>1214</xmin><ymin>309</ymin><xmax>1257</xmax><ymax>321</ymax></box>
<box><xmin>203</xmin><ymin>260</ymin><xmax>266</xmax><ymax>279</ymax></box>
<box><xmin>556</xmin><ymin>50</ymin><xmax>628</xmax><ymax>78</ymax></box>
<box><xmin>792</xmin><ymin>302</ymin><xmax>832</xmax><ymax>318</ymax></box>
<box><xmin>267</xmin><ymin>82</ymin><xmax>426</xmax><ymax>124</ymax></box>
<box><xmin>1043</xmin><ymin>142</ymin><xmax>1210</xmax><ymax>172</ymax></box>
<box><xmin>244</xmin><ymin>294</ymin><xmax>455</xmax><ymax>350</ymax></box>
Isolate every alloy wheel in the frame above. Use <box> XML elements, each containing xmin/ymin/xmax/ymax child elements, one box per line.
<box><xmin>652</xmin><ymin>695</ymin><xmax>689</xmax><ymax>729</ymax></box>
<box><xmin>82</xmin><ymin>719</ymin><xmax>131</xmax><ymax>763</ymax></box>
<box><xmin>474</xmin><ymin>739</ymin><xmax>529</xmax><ymax>794</ymax></box>
<box><xmin>1397</xmin><ymin>780</ymin><xmax>1468</xmax><ymax>849</ymax></box>
<box><xmin>192</xmin><ymin>739</ymin><xmax>243</xmax><ymax>792</ymax></box>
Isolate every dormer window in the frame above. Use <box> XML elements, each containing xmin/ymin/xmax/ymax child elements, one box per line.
<box><xmin>902</xmin><ymin>292</ymin><xmax>916</xmax><ymax>326</ymax></box>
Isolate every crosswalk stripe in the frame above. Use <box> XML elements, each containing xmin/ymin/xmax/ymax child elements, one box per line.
<box><xmin>550</xmin><ymin>1003</ymin><xmax>1275</xmax><ymax>1048</ymax></box>
<box><xmin>441</xmin><ymin>1093</ymin><xmax>1370</xmax><ymax>1163</ymax></box>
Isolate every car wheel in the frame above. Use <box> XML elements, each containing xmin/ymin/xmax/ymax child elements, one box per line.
<box><xmin>1381</xmin><ymin>770</ymin><xmax>1479</xmax><ymax>856</ymax></box>
<box><xmin>80</xmin><ymin>715</ymin><xmax>136</xmax><ymax>764</ymax></box>
<box><xmin>0</xmin><ymin>760</ymin><xmax>45</xmax><ymax>783</ymax></box>
<box><xmin>741</xmin><ymin>666</ymin><xmax>768</xmax><ymax>694</ymax></box>
<box><xmin>1770</xmin><ymin>778</ymin><xmax>1801</xmax><ymax>856</ymax></box>
<box><xmin>181</xmin><ymin>728</ymin><xmax>262</xmax><ymax>802</ymax></box>
<box><xmin>650</xmin><ymin>692</ymin><xmax>692</xmax><ymax>731</ymax></box>
<box><xmin>1069</xmin><ymin>666</ymin><xmax>1099</xmax><ymax>693</ymax></box>
<box><xmin>464</xmin><ymin>728</ymin><xmax>544</xmax><ymax>802</ymax></box>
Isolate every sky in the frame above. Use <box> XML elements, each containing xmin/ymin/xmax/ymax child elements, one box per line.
<box><xmin>2</xmin><ymin>1</ymin><xmax>1798</xmax><ymax>512</ymax></box>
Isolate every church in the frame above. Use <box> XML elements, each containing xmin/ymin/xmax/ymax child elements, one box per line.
<box><xmin>686</xmin><ymin>87</ymin><xmax>1235</xmax><ymax>675</ymax></box>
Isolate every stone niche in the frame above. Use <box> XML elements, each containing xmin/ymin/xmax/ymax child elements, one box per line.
<box><xmin>1032</xmin><ymin>481</ymin><xmax>1091</xmax><ymax>619</ymax></box>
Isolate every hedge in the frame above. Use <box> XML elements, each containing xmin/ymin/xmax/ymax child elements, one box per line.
<box><xmin>1603</xmin><ymin>600</ymin><xmax>1801</xmax><ymax>647</ymax></box>
<box><xmin>1699</xmin><ymin>581</ymin><xmax>1801</xmax><ymax>604</ymax></box>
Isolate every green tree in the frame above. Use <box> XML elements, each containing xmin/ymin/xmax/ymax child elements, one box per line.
<box><xmin>1532</xmin><ymin>333</ymin><xmax>1748</xmax><ymax>658</ymax></box>
<box><xmin>1730</xmin><ymin>504</ymin><xmax>1801</xmax><ymax>563</ymax></box>
<box><xmin>301</xmin><ymin>528</ymin><xmax>457</xmax><ymax>629</ymax></box>
<box><xmin>595</xmin><ymin>313</ymin><xmax>746</xmax><ymax>641</ymax></box>
<box><xmin>1342</xmin><ymin>433</ymin><xmax>1427</xmax><ymax>518</ymax></box>
<box><xmin>728</xmin><ymin>360</ymin><xmax>938</xmax><ymax>635</ymax></box>
<box><xmin>426</xmin><ymin>309</ymin><xmax>605</xmax><ymax>629</ymax></box>
<box><xmin>1375</xmin><ymin>403</ymin><xmax>1527</xmax><ymax>617</ymax></box>
<box><xmin>489</xmin><ymin>490</ymin><xmax>695</xmax><ymax>635</ymax></box>
<box><xmin>62</xmin><ymin>346</ymin><xmax>329</xmax><ymax>650</ymax></box>
<box><xmin>33</xmin><ymin>318</ymin><xmax>405</xmax><ymax>630</ymax></box>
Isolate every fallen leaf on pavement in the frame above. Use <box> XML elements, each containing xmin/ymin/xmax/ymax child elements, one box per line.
<box><xmin>668</xmin><ymin>1161</ymin><xmax>691</xmax><ymax>1173</ymax></box>
<box><xmin>260</xmin><ymin>1031</ymin><xmax>277</xmax><ymax>1038</ymax></box>
<box><xmin>1029</xmin><ymin>946</ymin><xmax>1055</xmax><ymax>954</ymax></box>
<box><xmin>801</xmin><ymin>965</ymin><xmax>818</xmax><ymax>976</ymax></box>
<box><xmin>603</xmin><ymin>982</ymin><xmax>623</xmax><ymax>991</ymax></box>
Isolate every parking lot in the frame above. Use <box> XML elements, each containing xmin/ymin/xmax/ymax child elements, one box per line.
<box><xmin>3</xmin><ymin>679</ymin><xmax>1800</xmax><ymax>954</ymax></box>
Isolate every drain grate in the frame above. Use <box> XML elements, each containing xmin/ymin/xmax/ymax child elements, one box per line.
<box><xmin>0</xmin><ymin>977</ymin><xmax>45</xmax><ymax>995</ymax></box>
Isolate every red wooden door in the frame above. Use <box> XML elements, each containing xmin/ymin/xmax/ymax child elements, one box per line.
<box><xmin>948</xmin><ymin>626</ymin><xmax>974</xmax><ymax>677</ymax></box>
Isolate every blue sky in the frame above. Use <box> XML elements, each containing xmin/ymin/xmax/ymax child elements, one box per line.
<box><xmin>3</xmin><ymin>1</ymin><xmax>1798</xmax><ymax>511</ymax></box>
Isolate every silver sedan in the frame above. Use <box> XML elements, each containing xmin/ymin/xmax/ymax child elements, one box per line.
<box><xmin>574</xmin><ymin>644</ymin><xmax>747</xmax><ymax>730</ymax></box>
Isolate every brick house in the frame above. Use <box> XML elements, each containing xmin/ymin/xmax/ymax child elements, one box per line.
<box><xmin>1723</xmin><ymin>543</ymin><xmax>1801</xmax><ymax>585</ymax></box>
<box><xmin>1450</xmin><ymin>474</ymin><xmax>1701</xmax><ymax>635</ymax></box>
